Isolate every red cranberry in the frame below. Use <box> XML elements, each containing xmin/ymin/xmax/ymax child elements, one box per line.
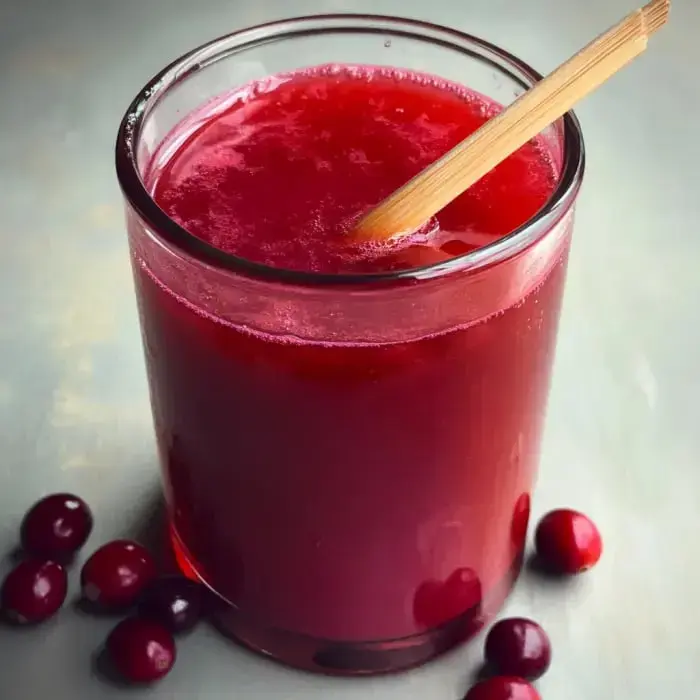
<box><xmin>464</xmin><ymin>677</ymin><xmax>541</xmax><ymax>700</ymax></box>
<box><xmin>535</xmin><ymin>508</ymin><xmax>603</xmax><ymax>574</ymax></box>
<box><xmin>1</xmin><ymin>559</ymin><xmax>68</xmax><ymax>624</ymax></box>
<box><xmin>413</xmin><ymin>579</ymin><xmax>445</xmax><ymax>627</ymax></box>
<box><xmin>137</xmin><ymin>575</ymin><xmax>203</xmax><ymax>634</ymax></box>
<box><xmin>21</xmin><ymin>493</ymin><xmax>93</xmax><ymax>559</ymax></box>
<box><xmin>485</xmin><ymin>617</ymin><xmax>551</xmax><ymax>680</ymax></box>
<box><xmin>414</xmin><ymin>567</ymin><xmax>482</xmax><ymax>628</ymax></box>
<box><xmin>444</xmin><ymin>567</ymin><xmax>482</xmax><ymax>619</ymax></box>
<box><xmin>510</xmin><ymin>494</ymin><xmax>531</xmax><ymax>550</ymax></box>
<box><xmin>106</xmin><ymin>617</ymin><xmax>176</xmax><ymax>683</ymax></box>
<box><xmin>81</xmin><ymin>540</ymin><xmax>156</xmax><ymax>608</ymax></box>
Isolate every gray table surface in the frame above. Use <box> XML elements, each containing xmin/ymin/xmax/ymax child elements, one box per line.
<box><xmin>1</xmin><ymin>0</ymin><xmax>698</xmax><ymax>697</ymax></box>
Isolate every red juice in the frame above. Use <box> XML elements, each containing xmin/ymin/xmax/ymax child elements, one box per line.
<box><xmin>129</xmin><ymin>64</ymin><xmax>573</xmax><ymax>671</ymax></box>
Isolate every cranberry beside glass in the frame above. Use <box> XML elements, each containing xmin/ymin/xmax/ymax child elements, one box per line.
<box><xmin>81</xmin><ymin>540</ymin><xmax>156</xmax><ymax>608</ymax></box>
<box><xmin>484</xmin><ymin>617</ymin><xmax>552</xmax><ymax>680</ymax></box>
<box><xmin>1</xmin><ymin>559</ymin><xmax>68</xmax><ymax>624</ymax></box>
<box><xmin>137</xmin><ymin>575</ymin><xmax>203</xmax><ymax>634</ymax></box>
<box><xmin>20</xmin><ymin>493</ymin><xmax>93</xmax><ymax>559</ymax></box>
<box><xmin>535</xmin><ymin>509</ymin><xmax>603</xmax><ymax>574</ymax></box>
<box><xmin>464</xmin><ymin>677</ymin><xmax>541</xmax><ymax>700</ymax></box>
<box><xmin>106</xmin><ymin>617</ymin><xmax>176</xmax><ymax>683</ymax></box>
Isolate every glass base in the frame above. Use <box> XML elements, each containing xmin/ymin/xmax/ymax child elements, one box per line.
<box><xmin>171</xmin><ymin>525</ymin><xmax>521</xmax><ymax>676</ymax></box>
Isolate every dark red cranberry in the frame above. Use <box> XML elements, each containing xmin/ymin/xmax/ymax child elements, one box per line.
<box><xmin>535</xmin><ymin>508</ymin><xmax>603</xmax><ymax>574</ymax></box>
<box><xmin>1</xmin><ymin>559</ymin><xmax>68</xmax><ymax>624</ymax></box>
<box><xmin>20</xmin><ymin>493</ymin><xmax>93</xmax><ymax>559</ymax></box>
<box><xmin>444</xmin><ymin>567</ymin><xmax>482</xmax><ymax>619</ymax></box>
<box><xmin>81</xmin><ymin>540</ymin><xmax>156</xmax><ymax>608</ymax></box>
<box><xmin>414</xmin><ymin>567</ymin><xmax>482</xmax><ymax>628</ymax></box>
<box><xmin>485</xmin><ymin>617</ymin><xmax>551</xmax><ymax>680</ymax></box>
<box><xmin>106</xmin><ymin>617</ymin><xmax>176</xmax><ymax>683</ymax></box>
<box><xmin>464</xmin><ymin>677</ymin><xmax>541</xmax><ymax>700</ymax></box>
<box><xmin>510</xmin><ymin>493</ymin><xmax>531</xmax><ymax>549</ymax></box>
<box><xmin>137</xmin><ymin>575</ymin><xmax>203</xmax><ymax>634</ymax></box>
<box><xmin>413</xmin><ymin>579</ymin><xmax>445</xmax><ymax>627</ymax></box>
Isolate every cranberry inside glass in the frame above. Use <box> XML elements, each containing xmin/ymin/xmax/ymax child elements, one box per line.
<box><xmin>1</xmin><ymin>559</ymin><xmax>68</xmax><ymax>624</ymax></box>
<box><xmin>106</xmin><ymin>617</ymin><xmax>176</xmax><ymax>684</ymax></box>
<box><xmin>413</xmin><ymin>568</ymin><xmax>482</xmax><ymax>629</ymax></box>
<box><xmin>464</xmin><ymin>677</ymin><xmax>541</xmax><ymax>700</ymax></box>
<box><xmin>535</xmin><ymin>508</ymin><xmax>603</xmax><ymax>574</ymax></box>
<box><xmin>20</xmin><ymin>493</ymin><xmax>93</xmax><ymax>559</ymax></box>
<box><xmin>137</xmin><ymin>575</ymin><xmax>204</xmax><ymax>634</ymax></box>
<box><xmin>485</xmin><ymin>617</ymin><xmax>552</xmax><ymax>680</ymax></box>
<box><xmin>81</xmin><ymin>540</ymin><xmax>156</xmax><ymax>608</ymax></box>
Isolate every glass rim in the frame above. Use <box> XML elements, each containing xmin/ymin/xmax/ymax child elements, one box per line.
<box><xmin>115</xmin><ymin>13</ymin><xmax>585</xmax><ymax>287</ymax></box>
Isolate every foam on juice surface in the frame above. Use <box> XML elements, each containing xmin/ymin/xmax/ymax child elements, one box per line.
<box><xmin>150</xmin><ymin>64</ymin><xmax>557</xmax><ymax>275</ymax></box>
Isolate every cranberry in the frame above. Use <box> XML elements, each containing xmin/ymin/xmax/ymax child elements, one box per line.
<box><xmin>1</xmin><ymin>559</ymin><xmax>68</xmax><ymax>624</ymax></box>
<box><xmin>106</xmin><ymin>617</ymin><xmax>176</xmax><ymax>683</ymax></box>
<box><xmin>137</xmin><ymin>575</ymin><xmax>203</xmax><ymax>634</ymax></box>
<box><xmin>20</xmin><ymin>493</ymin><xmax>93</xmax><ymax>559</ymax></box>
<box><xmin>413</xmin><ymin>579</ymin><xmax>445</xmax><ymax>627</ymax></box>
<box><xmin>464</xmin><ymin>677</ymin><xmax>541</xmax><ymax>700</ymax></box>
<box><xmin>535</xmin><ymin>508</ymin><xmax>603</xmax><ymax>574</ymax></box>
<box><xmin>81</xmin><ymin>540</ymin><xmax>156</xmax><ymax>608</ymax></box>
<box><xmin>444</xmin><ymin>567</ymin><xmax>482</xmax><ymax>619</ymax></box>
<box><xmin>510</xmin><ymin>494</ymin><xmax>531</xmax><ymax>550</ymax></box>
<box><xmin>414</xmin><ymin>567</ymin><xmax>482</xmax><ymax>628</ymax></box>
<box><xmin>485</xmin><ymin>617</ymin><xmax>551</xmax><ymax>680</ymax></box>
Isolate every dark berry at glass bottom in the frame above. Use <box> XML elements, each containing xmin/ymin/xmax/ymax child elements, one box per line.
<box><xmin>484</xmin><ymin>617</ymin><xmax>552</xmax><ymax>680</ymax></box>
<box><xmin>20</xmin><ymin>493</ymin><xmax>93</xmax><ymax>559</ymax></box>
<box><xmin>137</xmin><ymin>575</ymin><xmax>203</xmax><ymax>634</ymax></box>
<box><xmin>117</xmin><ymin>17</ymin><xmax>584</xmax><ymax>674</ymax></box>
<box><xmin>1</xmin><ymin>559</ymin><xmax>68</xmax><ymax>624</ymax></box>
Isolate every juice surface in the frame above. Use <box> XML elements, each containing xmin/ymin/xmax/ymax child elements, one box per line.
<box><xmin>135</xmin><ymin>64</ymin><xmax>568</xmax><ymax>644</ymax></box>
<box><xmin>151</xmin><ymin>64</ymin><xmax>556</xmax><ymax>273</ymax></box>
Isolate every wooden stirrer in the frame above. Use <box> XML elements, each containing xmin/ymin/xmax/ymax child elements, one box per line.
<box><xmin>353</xmin><ymin>0</ymin><xmax>670</xmax><ymax>241</ymax></box>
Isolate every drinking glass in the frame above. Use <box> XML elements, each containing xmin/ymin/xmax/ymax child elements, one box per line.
<box><xmin>116</xmin><ymin>14</ymin><xmax>585</xmax><ymax>675</ymax></box>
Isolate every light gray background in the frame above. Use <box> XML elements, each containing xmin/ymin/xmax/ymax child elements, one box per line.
<box><xmin>0</xmin><ymin>0</ymin><xmax>697</xmax><ymax>698</ymax></box>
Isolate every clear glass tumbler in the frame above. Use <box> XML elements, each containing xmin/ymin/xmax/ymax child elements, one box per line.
<box><xmin>116</xmin><ymin>14</ymin><xmax>584</xmax><ymax>675</ymax></box>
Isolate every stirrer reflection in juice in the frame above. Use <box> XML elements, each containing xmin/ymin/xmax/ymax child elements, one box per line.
<box><xmin>134</xmin><ymin>65</ymin><xmax>569</xmax><ymax>647</ymax></box>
